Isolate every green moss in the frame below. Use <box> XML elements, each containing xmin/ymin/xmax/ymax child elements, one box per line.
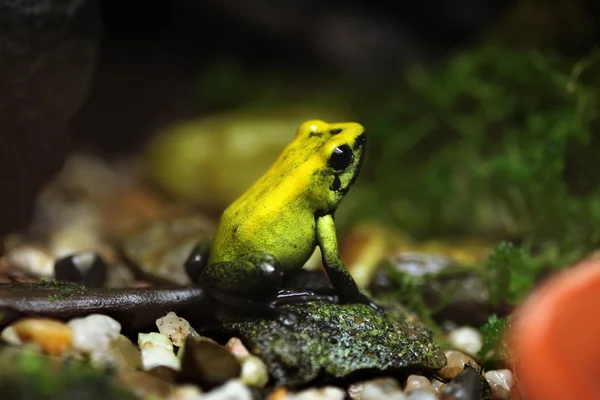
<box><xmin>38</xmin><ymin>279</ymin><xmax>88</xmax><ymax>302</ymax></box>
<box><xmin>478</xmin><ymin>314</ymin><xmax>510</xmax><ymax>367</ymax></box>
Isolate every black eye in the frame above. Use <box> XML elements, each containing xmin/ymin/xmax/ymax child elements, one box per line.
<box><xmin>328</xmin><ymin>144</ymin><xmax>353</xmax><ymax>171</ymax></box>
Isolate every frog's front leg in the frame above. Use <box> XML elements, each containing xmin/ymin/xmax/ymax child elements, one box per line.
<box><xmin>316</xmin><ymin>213</ymin><xmax>384</xmax><ymax>314</ymax></box>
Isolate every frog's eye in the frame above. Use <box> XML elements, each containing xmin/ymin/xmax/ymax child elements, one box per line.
<box><xmin>328</xmin><ymin>144</ymin><xmax>353</xmax><ymax>171</ymax></box>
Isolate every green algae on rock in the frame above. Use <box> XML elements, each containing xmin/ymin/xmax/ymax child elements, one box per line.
<box><xmin>221</xmin><ymin>300</ymin><xmax>447</xmax><ymax>387</ymax></box>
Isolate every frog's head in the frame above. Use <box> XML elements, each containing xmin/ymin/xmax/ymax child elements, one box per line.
<box><xmin>294</xmin><ymin>119</ymin><xmax>366</xmax><ymax>212</ymax></box>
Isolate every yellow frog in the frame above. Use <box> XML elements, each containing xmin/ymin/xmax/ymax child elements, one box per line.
<box><xmin>185</xmin><ymin>120</ymin><xmax>381</xmax><ymax>320</ymax></box>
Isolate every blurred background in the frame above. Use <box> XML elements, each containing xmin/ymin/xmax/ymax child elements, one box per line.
<box><xmin>2</xmin><ymin>0</ymin><xmax>600</xmax><ymax>311</ymax></box>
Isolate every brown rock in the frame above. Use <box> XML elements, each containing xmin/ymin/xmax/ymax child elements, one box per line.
<box><xmin>438</xmin><ymin>350</ymin><xmax>479</xmax><ymax>380</ymax></box>
<box><xmin>12</xmin><ymin>318</ymin><xmax>73</xmax><ymax>355</ymax></box>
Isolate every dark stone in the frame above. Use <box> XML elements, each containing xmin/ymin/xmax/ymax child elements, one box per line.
<box><xmin>441</xmin><ymin>365</ymin><xmax>489</xmax><ymax>400</ymax></box>
<box><xmin>54</xmin><ymin>252</ymin><xmax>107</xmax><ymax>287</ymax></box>
<box><xmin>178</xmin><ymin>337</ymin><xmax>241</xmax><ymax>390</ymax></box>
<box><xmin>146</xmin><ymin>366</ymin><xmax>177</xmax><ymax>383</ymax></box>
<box><xmin>0</xmin><ymin>0</ymin><xmax>101</xmax><ymax>235</ymax></box>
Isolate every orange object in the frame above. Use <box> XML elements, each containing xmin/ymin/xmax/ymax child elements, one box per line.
<box><xmin>510</xmin><ymin>257</ymin><xmax>600</xmax><ymax>400</ymax></box>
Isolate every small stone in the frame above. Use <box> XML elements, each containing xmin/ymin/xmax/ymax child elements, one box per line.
<box><xmin>118</xmin><ymin>367</ymin><xmax>174</xmax><ymax>399</ymax></box>
<box><xmin>404</xmin><ymin>375</ymin><xmax>435</xmax><ymax>395</ymax></box>
<box><xmin>147</xmin><ymin>365</ymin><xmax>178</xmax><ymax>382</ymax></box>
<box><xmin>448</xmin><ymin>326</ymin><xmax>483</xmax><ymax>355</ymax></box>
<box><xmin>68</xmin><ymin>314</ymin><xmax>121</xmax><ymax>354</ymax></box>
<box><xmin>406</xmin><ymin>390</ymin><xmax>438</xmax><ymax>400</ymax></box>
<box><xmin>362</xmin><ymin>377</ymin><xmax>406</xmax><ymax>399</ymax></box>
<box><xmin>168</xmin><ymin>385</ymin><xmax>204</xmax><ymax>400</ymax></box>
<box><xmin>156</xmin><ymin>311</ymin><xmax>190</xmax><ymax>346</ymax></box>
<box><xmin>485</xmin><ymin>369</ymin><xmax>513</xmax><ymax>399</ymax></box>
<box><xmin>441</xmin><ymin>365</ymin><xmax>481</xmax><ymax>400</ymax></box>
<box><xmin>139</xmin><ymin>332</ymin><xmax>181</xmax><ymax>371</ymax></box>
<box><xmin>431</xmin><ymin>379</ymin><xmax>446</xmax><ymax>394</ymax></box>
<box><xmin>268</xmin><ymin>387</ymin><xmax>290</xmax><ymax>400</ymax></box>
<box><xmin>90</xmin><ymin>334</ymin><xmax>141</xmax><ymax>370</ymax></box>
<box><xmin>438</xmin><ymin>350</ymin><xmax>478</xmax><ymax>380</ymax></box>
<box><xmin>240</xmin><ymin>354</ymin><xmax>269</xmax><ymax>387</ymax></box>
<box><xmin>224</xmin><ymin>337</ymin><xmax>250</xmax><ymax>359</ymax></box>
<box><xmin>54</xmin><ymin>251</ymin><xmax>107</xmax><ymax>287</ymax></box>
<box><xmin>203</xmin><ymin>379</ymin><xmax>252</xmax><ymax>400</ymax></box>
<box><xmin>6</xmin><ymin>245</ymin><xmax>54</xmax><ymax>278</ymax></box>
<box><xmin>179</xmin><ymin>336</ymin><xmax>241</xmax><ymax>389</ymax></box>
<box><xmin>10</xmin><ymin>318</ymin><xmax>73</xmax><ymax>355</ymax></box>
<box><xmin>287</xmin><ymin>386</ymin><xmax>346</xmax><ymax>400</ymax></box>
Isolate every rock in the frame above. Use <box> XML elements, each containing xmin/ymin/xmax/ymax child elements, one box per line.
<box><xmin>438</xmin><ymin>350</ymin><xmax>478</xmax><ymax>380</ymax></box>
<box><xmin>138</xmin><ymin>332</ymin><xmax>180</xmax><ymax>371</ymax></box>
<box><xmin>239</xmin><ymin>354</ymin><xmax>269</xmax><ymax>387</ymax></box>
<box><xmin>55</xmin><ymin>252</ymin><xmax>107</xmax><ymax>287</ymax></box>
<box><xmin>156</xmin><ymin>311</ymin><xmax>190</xmax><ymax>347</ymax></box>
<box><xmin>0</xmin><ymin>0</ymin><xmax>101</xmax><ymax>236</ymax></box>
<box><xmin>286</xmin><ymin>386</ymin><xmax>346</xmax><ymax>400</ymax></box>
<box><xmin>178</xmin><ymin>336</ymin><xmax>241</xmax><ymax>389</ymax></box>
<box><xmin>440</xmin><ymin>365</ymin><xmax>483</xmax><ymax>400</ymax></box>
<box><xmin>120</xmin><ymin>213</ymin><xmax>215</xmax><ymax>285</ymax></box>
<box><xmin>447</xmin><ymin>326</ymin><xmax>483</xmax><ymax>356</ymax></box>
<box><xmin>406</xmin><ymin>391</ymin><xmax>438</xmax><ymax>400</ymax></box>
<box><xmin>147</xmin><ymin>365</ymin><xmax>178</xmax><ymax>383</ymax></box>
<box><xmin>361</xmin><ymin>378</ymin><xmax>406</xmax><ymax>400</ymax></box>
<box><xmin>6</xmin><ymin>245</ymin><xmax>55</xmax><ymax>278</ymax></box>
<box><xmin>224</xmin><ymin>337</ymin><xmax>251</xmax><ymax>359</ymax></box>
<box><xmin>222</xmin><ymin>299</ymin><xmax>446</xmax><ymax>387</ymax></box>
<box><xmin>202</xmin><ymin>379</ymin><xmax>252</xmax><ymax>400</ymax></box>
<box><xmin>168</xmin><ymin>385</ymin><xmax>204</xmax><ymax>400</ymax></box>
<box><xmin>90</xmin><ymin>334</ymin><xmax>142</xmax><ymax>370</ymax></box>
<box><xmin>404</xmin><ymin>375</ymin><xmax>435</xmax><ymax>395</ymax></box>
<box><xmin>68</xmin><ymin>314</ymin><xmax>121</xmax><ymax>354</ymax></box>
<box><xmin>9</xmin><ymin>317</ymin><xmax>73</xmax><ymax>355</ymax></box>
<box><xmin>485</xmin><ymin>369</ymin><xmax>513</xmax><ymax>399</ymax></box>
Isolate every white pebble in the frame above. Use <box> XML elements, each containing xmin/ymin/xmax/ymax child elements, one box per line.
<box><xmin>138</xmin><ymin>332</ymin><xmax>180</xmax><ymax>371</ymax></box>
<box><xmin>6</xmin><ymin>245</ymin><xmax>54</xmax><ymax>278</ymax></box>
<box><xmin>486</xmin><ymin>369</ymin><xmax>514</xmax><ymax>399</ymax></box>
<box><xmin>156</xmin><ymin>311</ymin><xmax>191</xmax><ymax>347</ymax></box>
<box><xmin>287</xmin><ymin>387</ymin><xmax>346</xmax><ymax>400</ymax></box>
<box><xmin>0</xmin><ymin>326</ymin><xmax>21</xmax><ymax>346</ymax></box>
<box><xmin>203</xmin><ymin>379</ymin><xmax>252</xmax><ymax>400</ymax></box>
<box><xmin>406</xmin><ymin>390</ymin><xmax>438</xmax><ymax>400</ymax></box>
<box><xmin>240</xmin><ymin>355</ymin><xmax>269</xmax><ymax>387</ymax></box>
<box><xmin>448</xmin><ymin>326</ymin><xmax>483</xmax><ymax>355</ymax></box>
<box><xmin>363</xmin><ymin>378</ymin><xmax>406</xmax><ymax>399</ymax></box>
<box><xmin>68</xmin><ymin>314</ymin><xmax>121</xmax><ymax>354</ymax></box>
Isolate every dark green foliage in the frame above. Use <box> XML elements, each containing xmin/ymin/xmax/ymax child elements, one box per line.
<box><xmin>478</xmin><ymin>314</ymin><xmax>510</xmax><ymax>365</ymax></box>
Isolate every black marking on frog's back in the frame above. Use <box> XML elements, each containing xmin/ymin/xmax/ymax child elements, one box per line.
<box><xmin>330</xmin><ymin>176</ymin><xmax>341</xmax><ymax>191</ymax></box>
<box><xmin>309</xmin><ymin>131</ymin><xmax>324</xmax><ymax>138</ymax></box>
<box><xmin>329</xmin><ymin>128</ymin><xmax>343</xmax><ymax>135</ymax></box>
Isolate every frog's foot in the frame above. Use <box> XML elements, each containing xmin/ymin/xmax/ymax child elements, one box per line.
<box><xmin>184</xmin><ymin>238</ymin><xmax>212</xmax><ymax>283</ymax></box>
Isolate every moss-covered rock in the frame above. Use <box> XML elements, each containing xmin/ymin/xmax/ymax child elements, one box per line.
<box><xmin>221</xmin><ymin>300</ymin><xmax>446</xmax><ymax>387</ymax></box>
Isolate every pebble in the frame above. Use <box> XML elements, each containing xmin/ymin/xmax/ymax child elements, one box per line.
<box><xmin>54</xmin><ymin>251</ymin><xmax>107</xmax><ymax>287</ymax></box>
<box><xmin>438</xmin><ymin>350</ymin><xmax>478</xmax><ymax>380</ymax></box>
<box><xmin>7</xmin><ymin>318</ymin><xmax>73</xmax><ymax>355</ymax></box>
<box><xmin>362</xmin><ymin>377</ymin><xmax>407</xmax><ymax>399</ymax></box>
<box><xmin>286</xmin><ymin>386</ymin><xmax>346</xmax><ymax>400</ymax></box>
<box><xmin>240</xmin><ymin>354</ymin><xmax>269</xmax><ymax>387</ymax></box>
<box><xmin>485</xmin><ymin>369</ymin><xmax>513</xmax><ymax>399</ymax></box>
<box><xmin>448</xmin><ymin>326</ymin><xmax>483</xmax><ymax>355</ymax></box>
<box><xmin>168</xmin><ymin>385</ymin><xmax>204</xmax><ymax>400</ymax></box>
<box><xmin>441</xmin><ymin>365</ymin><xmax>481</xmax><ymax>400</ymax></box>
<box><xmin>68</xmin><ymin>314</ymin><xmax>121</xmax><ymax>354</ymax></box>
<box><xmin>156</xmin><ymin>311</ymin><xmax>190</xmax><ymax>346</ymax></box>
<box><xmin>406</xmin><ymin>390</ymin><xmax>438</xmax><ymax>400</ymax></box>
<box><xmin>138</xmin><ymin>332</ymin><xmax>181</xmax><ymax>371</ymax></box>
<box><xmin>6</xmin><ymin>245</ymin><xmax>54</xmax><ymax>278</ymax></box>
<box><xmin>404</xmin><ymin>375</ymin><xmax>436</xmax><ymax>395</ymax></box>
<box><xmin>203</xmin><ymin>379</ymin><xmax>253</xmax><ymax>400</ymax></box>
<box><xmin>224</xmin><ymin>337</ymin><xmax>250</xmax><ymax>359</ymax></box>
<box><xmin>179</xmin><ymin>336</ymin><xmax>241</xmax><ymax>389</ymax></box>
<box><xmin>90</xmin><ymin>334</ymin><xmax>141</xmax><ymax>370</ymax></box>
